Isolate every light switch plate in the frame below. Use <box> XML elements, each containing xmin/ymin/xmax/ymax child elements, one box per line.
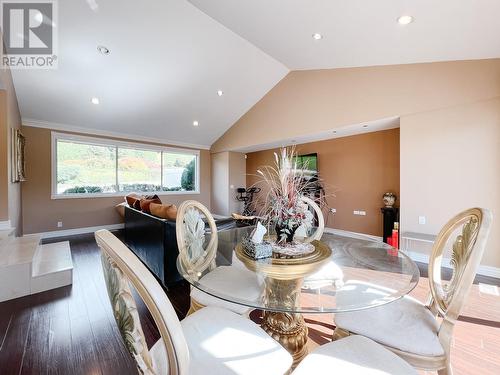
<box><xmin>359</xmin><ymin>210</ymin><xmax>366</xmax><ymax>216</ymax></box>
<box><xmin>418</xmin><ymin>216</ymin><xmax>426</xmax><ymax>225</ymax></box>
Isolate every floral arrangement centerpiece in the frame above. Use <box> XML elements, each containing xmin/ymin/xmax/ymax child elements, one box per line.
<box><xmin>255</xmin><ymin>147</ymin><xmax>317</xmax><ymax>245</ymax></box>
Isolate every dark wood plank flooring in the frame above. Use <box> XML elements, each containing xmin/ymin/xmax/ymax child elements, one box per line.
<box><xmin>0</xmin><ymin>232</ymin><xmax>499</xmax><ymax>374</ymax></box>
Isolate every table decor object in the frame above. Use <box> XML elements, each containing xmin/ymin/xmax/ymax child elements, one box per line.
<box><xmin>256</xmin><ymin>147</ymin><xmax>318</xmax><ymax>245</ymax></box>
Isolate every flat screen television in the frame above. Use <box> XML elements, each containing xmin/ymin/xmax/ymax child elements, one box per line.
<box><xmin>293</xmin><ymin>153</ymin><xmax>318</xmax><ymax>176</ymax></box>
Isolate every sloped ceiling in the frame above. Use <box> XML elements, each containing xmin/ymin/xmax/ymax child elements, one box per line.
<box><xmin>13</xmin><ymin>0</ymin><xmax>288</xmax><ymax>149</ymax></box>
<box><xmin>12</xmin><ymin>1</ymin><xmax>500</xmax><ymax>149</ymax></box>
<box><xmin>189</xmin><ymin>0</ymin><xmax>500</xmax><ymax>70</ymax></box>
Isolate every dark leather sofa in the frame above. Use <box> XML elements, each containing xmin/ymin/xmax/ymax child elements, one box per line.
<box><xmin>124</xmin><ymin>205</ymin><xmax>239</xmax><ymax>287</ymax></box>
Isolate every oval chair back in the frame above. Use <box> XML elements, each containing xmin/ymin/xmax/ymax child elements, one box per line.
<box><xmin>297</xmin><ymin>196</ymin><xmax>325</xmax><ymax>243</ymax></box>
<box><xmin>95</xmin><ymin>229</ymin><xmax>190</xmax><ymax>375</ymax></box>
<box><xmin>176</xmin><ymin>200</ymin><xmax>218</xmax><ymax>281</ymax></box>
<box><xmin>427</xmin><ymin>208</ymin><xmax>492</xmax><ymax>357</ymax></box>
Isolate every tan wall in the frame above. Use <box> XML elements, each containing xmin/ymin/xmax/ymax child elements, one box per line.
<box><xmin>0</xmin><ymin>91</ymin><xmax>8</xmax><ymax>222</ymax></box>
<box><xmin>400</xmin><ymin>97</ymin><xmax>500</xmax><ymax>268</ymax></box>
<box><xmin>228</xmin><ymin>152</ymin><xmax>246</xmax><ymax>215</ymax></box>
<box><xmin>212</xmin><ymin>59</ymin><xmax>500</xmax><ymax>153</ymax></box>
<box><xmin>21</xmin><ymin>126</ymin><xmax>211</xmax><ymax>234</ymax></box>
<box><xmin>0</xmin><ymin>64</ymin><xmax>23</xmax><ymax>234</ymax></box>
<box><xmin>211</xmin><ymin>151</ymin><xmax>229</xmax><ymax>215</ymax></box>
<box><xmin>246</xmin><ymin>129</ymin><xmax>400</xmax><ymax>237</ymax></box>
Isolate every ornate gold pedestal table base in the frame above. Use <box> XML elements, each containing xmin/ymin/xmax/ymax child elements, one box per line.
<box><xmin>261</xmin><ymin>277</ymin><xmax>309</xmax><ymax>367</ymax></box>
<box><xmin>235</xmin><ymin>240</ymin><xmax>332</xmax><ymax>368</ymax></box>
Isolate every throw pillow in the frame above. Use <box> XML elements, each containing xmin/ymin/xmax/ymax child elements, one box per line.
<box><xmin>150</xmin><ymin>203</ymin><xmax>177</xmax><ymax>220</ymax></box>
<box><xmin>115</xmin><ymin>202</ymin><xmax>127</xmax><ymax>218</ymax></box>
<box><xmin>125</xmin><ymin>193</ymin><xmax>142</xmax><ymax>208</ymax></box>
<box><xmin>140</xmin><ymin>197</ymin><xmax>162</xmax><ymax>214</ymax></box>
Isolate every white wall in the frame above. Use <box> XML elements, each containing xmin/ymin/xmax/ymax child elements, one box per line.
<box><xmin>400</xmin><ymin>97</ymin><xmax>500</xmax><ymax>268</ymax></box>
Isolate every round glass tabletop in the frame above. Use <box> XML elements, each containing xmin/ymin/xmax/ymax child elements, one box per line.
<box><xmin>176</xmin><ymin>226</ymin><xmax>420</xmax><ymax>314</ymax></box>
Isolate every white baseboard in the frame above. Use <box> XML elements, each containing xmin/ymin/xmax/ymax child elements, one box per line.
<box><xmin>33</xmin><ymin>223</ymin><xmax>125</xmax><ymax>239</ymax></box>
<box><xmin>324</xmin><ymin>227</ymin><xmax>500</xmax><ymax>279</ymax></box>
<box><xmin>0</xmin><ymin>220</ymin><xmax>12</xmax><ymax>230</ymax></box>
<box><xmin>324</xmin><ymin>227</ymin><xmax>383</xmax><ymax>242</ymax></box>
<box><xmin>405</xmin><ymin>250</ymin><xmax>500</xmax><ymax>279</ymax></box>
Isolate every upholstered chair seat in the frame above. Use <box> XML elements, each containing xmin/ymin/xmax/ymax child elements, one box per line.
<box><xmin>151</xmin><ymin>306</ymin><xmax>292</xmax><ymax>375</ymax></box>
<box><xmin>335</xmin><ymin>295</ymin><xmax>444</xmax><ymax>356</ymax></box>
<box><xmin>190</xmin><ymin>265</ymin><xmax>263</xmax><ymax>314</ymax></box>
<box><xmin>293</xmin><ymin>335</ymin><xmax>417</xmax><ymax>375</ymax></box>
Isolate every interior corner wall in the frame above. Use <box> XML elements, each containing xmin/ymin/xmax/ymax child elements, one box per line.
<box><xmin>0</xmin><ymin>64</ymin><xmax>23</xmax><ymax>235</ymax></box>
<box><xmin>21</xmin><ymin>125</ymin><xmax>211</xmax><ymax>234</ymax></box>
<box><xmin>400</xmin><ymin>97</ymin><xmax>500</xmax><ymax>268</ymax></box>
<box><xmin>211</xmin><ymin>151</ymin><xmax>246</xmax><ymax>216</ymax></box>
<box><xmin>211</xmin><ymin>151</ymin><xmax>229</xmax><ymax>215</ymax></box>
<box><xmin>0</xmin><ymin>91</ymin><xmax>8</xmax><ymax>223</ymax></box>
<box><xmin>228</xmin><ymin>152</ymin><xmax>246</xmax><ymax>215</ymax></box>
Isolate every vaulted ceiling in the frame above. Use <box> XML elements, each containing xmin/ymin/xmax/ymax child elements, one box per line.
<box><xmin>190</xmin><ymin>0</ymin><xmax>500</xmax><ymax>70</ymax></box>
<box><xmin>11</xmin><ymin>0</ymin><xmax>500</xmax><ymax>148</ymax></box>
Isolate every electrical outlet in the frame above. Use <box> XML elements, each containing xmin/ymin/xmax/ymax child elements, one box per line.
<box><xmin>359</xmin><ymin>210</ymin><xmax>366</xmax><ymax>216</ymax></box>
<box><xmin>418</xmin><ymin>216</ymin><xmax>426</xmax><ymax>225</ymax></box>
<box><xmin>353</xmin><ymin>210</ymin><xmax>360</xmax><ymax>215</ymax></box>
<box><xmin>329</xmin><ymin>208</ymin><xmax>337</xmax><ymax>213</ymax></box>
<box><xmin>57</xmin><ymin>221</ymin><xmax>63</xmax><ymax>228</ymax></box>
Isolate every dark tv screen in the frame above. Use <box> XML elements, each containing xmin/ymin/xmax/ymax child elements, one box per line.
<box><xmin>294</xmin><ymin>153</ymin><xmax>318</xmax><ymax>173</ymax></box>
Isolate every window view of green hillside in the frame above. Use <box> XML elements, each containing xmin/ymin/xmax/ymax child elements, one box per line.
<box><xmin>56</xmin><ymin>140</ymin><xmax>197</xmax><ymax>195</ymax></box>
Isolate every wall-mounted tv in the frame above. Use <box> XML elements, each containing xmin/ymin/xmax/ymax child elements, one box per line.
<box><xmin>293</xmin><ymin>153</ymin><xmax>318</xmax><ymax>175</ymax></box>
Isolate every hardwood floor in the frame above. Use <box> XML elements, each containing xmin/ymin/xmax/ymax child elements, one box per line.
<box><xmin>0</xmin><ymin>232</ymin><xmax>499</xmax><ymax>374</ymax></box>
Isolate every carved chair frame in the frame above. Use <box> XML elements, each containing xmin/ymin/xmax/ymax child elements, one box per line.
<box><xmin>334</xmin><ymin>208</ymin><xmax>492</xmax><ymax>375</ymax></box>
<box><xmin>96</xmin><ymin>229</ymin><xmax>190</xmax><ymax>375</ymax></box>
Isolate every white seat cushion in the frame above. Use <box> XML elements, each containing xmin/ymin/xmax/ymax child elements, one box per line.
<box><xmin>303</xmin><ymin>260</ymin><xmax>344</xmax><ymax>289</ymax></box>
<box><xmin>150</xmin><ymin>339</ymin><xmax>169</xmax><ymax>375</ymax></box>
<box><xmin>182</xmin><ymin>306</ymin><xmax>293</xmax><ymax>375</ymax></box>
<box><xmin>335</xmin><ymin>295</ymin><xmax>444</xmax><ymax>356</ymax></box>
<box><xmin>293</xmin><ymin>335</ymin><xmax>417</xmax><ymax>375</ymax></box>
<box><xmin>191</xmin><ymin>265</ymin><xmax>263</xmax><ymax>314</ymax></box>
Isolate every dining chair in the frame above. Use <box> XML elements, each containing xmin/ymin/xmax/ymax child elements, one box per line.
<box><xmin>299</xmin><ymin>196</ymin><xmax>344</xmax><ymax>290</ymax></box>
<box><xmin>176</xmin><ymin>200</ymin><xmax>262</xmax><ymax>315</ymax></box>
<box><xmin>333</xmin><ymin>207</ymin><xmax>493</xmax><ymax>375</ymax></box>
<box><xmin>95</xmin><ymin>229</ymin><xmax>293</xmax><ymax>375</ymax></box>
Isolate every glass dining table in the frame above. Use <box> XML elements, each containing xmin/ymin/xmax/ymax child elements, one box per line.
<box><xmin>176</xmin><ymin>226</ymin><xmax>420</xmax><ymax>365</ymax></box>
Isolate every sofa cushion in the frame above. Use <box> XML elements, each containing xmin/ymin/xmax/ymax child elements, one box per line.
<box><xmin>150</xmin><ymin>203</ymin><xmax>177</xmax><ymax>220</ymax></box>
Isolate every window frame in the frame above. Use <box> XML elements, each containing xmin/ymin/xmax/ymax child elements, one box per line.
<box><xmin>51</xmin><ymin>131</ymin><xmax>200</xmax><ymax>199</ymax></box>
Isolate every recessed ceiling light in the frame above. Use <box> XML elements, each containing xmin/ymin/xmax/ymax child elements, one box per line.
<box><xmin>91</xmin><ymin>97</ymin><xmax>100</xmax><ymax>105</ymax></box>
<box><xmin>97</xmin><ymin>45</ymin><xmax>110</xmax><ymax>55</ymax></box>
<box><xmin>363</xmin><ymin>124</ymin><xmax>368</xmax><ymax>128</ymax></box>
<box><xmin>217</xmin><ymin>90</ymin><xmax>224</xmax><ymax>97</ymax></box>
<box><xmin>397</xmin><ymin>15</ymin><xmax>414</xmax><ymax>25</ymax></box>
<box><xmin>332</xmin><ymin>130</ymin><xmax>337</xmax><ymax>134</ymax></box>
<box><xmin>193</xmin><ymin>121</ymin><xmax>199</xmax><ymax>127</ymax></box>
<box><xmin>34</xmin><ymin>12</ymin><xmax>43</xmax><ymax>23</ymax></box>
<box><xmin>312</xmin><ymin>33</ymin><xmax>323</xmax><ymax>40</ymax></box>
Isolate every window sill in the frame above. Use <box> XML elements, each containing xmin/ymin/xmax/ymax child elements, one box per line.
<box><xmin>51</xmin><ymin>190</ymin><xmax>201</xmax><ymax>200</ymax></box>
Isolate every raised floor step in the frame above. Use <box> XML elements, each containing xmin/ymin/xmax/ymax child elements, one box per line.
<box><xmin>0</xmin><ymin>236</ymin><xmax>73</xmax><ymax>302</ymax></box>
<box><xmin>31</xmin><ymin>241</ymin><xmax>73</xmax><ymax>294</ymax></box>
